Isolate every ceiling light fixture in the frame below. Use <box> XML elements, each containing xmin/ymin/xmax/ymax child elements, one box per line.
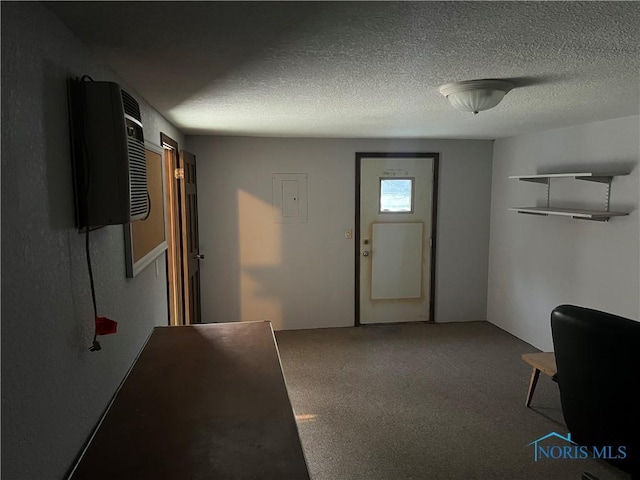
<box><xmin>439</xmin><ymin>79</ymin><xmax>514</xmax><ymax>114</ymax></box>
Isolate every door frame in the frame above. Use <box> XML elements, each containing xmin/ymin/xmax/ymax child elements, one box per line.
<box><xmin>161</xmin><ymin>133</ymin><xmax>186</xmax><ymax>326</ymax></box>
<box><xmin>354</xmin><ymin>152</ymin><xmax>440</xmax><ymax>326</ymax></box>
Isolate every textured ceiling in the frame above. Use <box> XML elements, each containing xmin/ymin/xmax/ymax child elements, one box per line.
<box><xmin>46</xmin><ymin>1</ymin><xmax>640</xmax><ymax>139</ymax></box>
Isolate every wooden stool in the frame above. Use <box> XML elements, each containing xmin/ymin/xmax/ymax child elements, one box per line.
<box><xmin>521</xmin><ymin>352</ymin><xmax>557</xmax><ymax>407</ymax></box>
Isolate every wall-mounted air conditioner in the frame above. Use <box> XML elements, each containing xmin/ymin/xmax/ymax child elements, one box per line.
<box><xmin>68</xmin><ymin>78</ymin><xmax>149</xmax><ymax>228</ymax></box>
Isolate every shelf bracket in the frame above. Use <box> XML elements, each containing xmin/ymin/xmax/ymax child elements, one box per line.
<box><xmin>575</xmin><ymin>176</ymin><xmax>613</xmax><ymax>212</ymax></box>
<box><xmin>576</xmin><ymin>175</ymin><xmax>613</xmax><ymax>184</ymax></box>
<box><xmin>516</xmin><ymin>177</ymin><xmax>552</xmax><ymax>207</ymax></box>
<box><xmin>518</xmin><ymin>178</ymin><xmax>550</xmax><ymax>184</ymax></box>
<box><xmin>573</xmin><ymin>216</ymin><xmax>609</xmax><ymax>223</ymax></box>
<box><xmin>546</xmin><ymin>182</ymin><xmax>551</xmax><ymax>208</ymax></box>
<box><xmin>518</xmin><ymin>211</ymin><xmax>549</xmax><ymax>217</ymax></box>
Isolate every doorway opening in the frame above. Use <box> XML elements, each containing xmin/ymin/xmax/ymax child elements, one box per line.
<box><xmin>161</xmin><ymin>134</ymin><xmax>184</xmax><ymax>326</ymax></box>
<box><xmin>161</xmin><ymin>134</ymin><xmax>202</xmax><ymax>326</ymax></box>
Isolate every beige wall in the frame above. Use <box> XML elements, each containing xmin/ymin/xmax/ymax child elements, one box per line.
<box><xmin>487</xmin><ymin>115</ymin><xmax>640</xmax><ymax>351</ymax></box>
<box><xmin>1</xmin><ymin>3</ymin><xmax>183</xmax><ymax>478</ymax></box>
<box><xmin>186</xmin><ymin>136</ymin><xmax>494</xmax><ymax>330</ymax></box>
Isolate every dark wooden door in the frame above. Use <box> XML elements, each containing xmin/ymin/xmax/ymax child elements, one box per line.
<box><xmin>180</xmin><ymin>150</ymin><xmax>201</xmax><ymax>324</ymax></box>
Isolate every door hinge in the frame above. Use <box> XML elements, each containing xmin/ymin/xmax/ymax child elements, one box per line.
<box><xmin>174</xmin><ymin>168</ymin><xmax>184</xmax><ymax>179</ymax></box>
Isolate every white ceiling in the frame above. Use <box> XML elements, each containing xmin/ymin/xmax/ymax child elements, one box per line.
<box><xmin>46</xmin><ymin>1</ymin><xmax>640</xmax><ymax>139</ymax></box>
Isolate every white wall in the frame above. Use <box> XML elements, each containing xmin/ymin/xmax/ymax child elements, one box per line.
<box><xmin>1</xmin><ymin>3</ymin><xmax>184</xmax><ymax>479</ymax></box>
<box><xmin>487</xmin><ymin>115</ymin><xmax>640</xmax><ymax>352</ymax></box>
<box><xmin>186</xmin><ymin>136</ymin><xmax>493</xmax><ymax>330</ymax></box>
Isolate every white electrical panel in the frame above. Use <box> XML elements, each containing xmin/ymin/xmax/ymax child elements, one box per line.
<box><xmin>272</xmin><ymin>174</ymin><xmax>308</xmax><ymax>223</ymax></box>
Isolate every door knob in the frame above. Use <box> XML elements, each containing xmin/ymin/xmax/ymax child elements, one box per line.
<box><xmin>195</xmin><ymin>254</ymin><xmax>205</xmax><ymax>260</ymax></box>
<box><xmin>362</xmin><ymin>251</ymin><xmax>369</xmax><ymax>257</ymax></box>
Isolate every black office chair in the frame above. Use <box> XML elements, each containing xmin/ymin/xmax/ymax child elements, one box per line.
<box><xmin>551</xmin><ymin>305</ymin><xmax>640</xmax><ymax>479</ymax></box>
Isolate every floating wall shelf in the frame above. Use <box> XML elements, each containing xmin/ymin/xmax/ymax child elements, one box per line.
<box><xmin>508</xmin><ymin>172</ymin><xmax>626</xmax><ymax>183</ymax></box>
<box><xmin>509</xmin><ymin>172</ymin><xmax>629</xmax><ymax>222</ymax></box>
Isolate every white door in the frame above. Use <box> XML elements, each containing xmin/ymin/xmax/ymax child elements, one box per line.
<box><xmin>357</xmin><ymin>154</ymin><xmax>437</xmax><ymax>324</ymax></box>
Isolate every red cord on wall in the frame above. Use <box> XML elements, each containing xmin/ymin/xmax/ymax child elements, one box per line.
<box><xmin>85</xmin><ymin>226</ymin><xmax>117</xmax><ymax>352</ymax></box>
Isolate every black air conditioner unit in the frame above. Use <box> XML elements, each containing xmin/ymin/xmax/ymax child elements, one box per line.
<box><xmin>68</xmin><ymin>79</ymin><xmax>149</xmax><ymax>228</ymax></box>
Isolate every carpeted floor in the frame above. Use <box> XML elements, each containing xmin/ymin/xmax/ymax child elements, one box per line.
<box><xmin>275</xmin><ymin>321</ymin><xmax>630</xmax><ymax>480</ymax></box>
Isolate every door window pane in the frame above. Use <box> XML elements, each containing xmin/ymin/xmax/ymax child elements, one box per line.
<box><xmin>379</xmin><ymin>178</ymin><xmax>414</xmax><ymax>213</ymax></box>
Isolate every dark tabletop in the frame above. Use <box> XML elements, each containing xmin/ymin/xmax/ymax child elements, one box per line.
<box><xmin>70</xmin><ymin>322</ymin><xmax>310</xmax><ymax>480</ymax></box>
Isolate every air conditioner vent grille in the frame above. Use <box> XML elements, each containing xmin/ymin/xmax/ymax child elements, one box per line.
<box><xmin>121</xmin><ymin>89</ymin><xmax>141</xmax><ymax>121</ymax></box>
<box><xmin>128</xmin><ymin>138</ymin><xmax>148</xmax><ymax>219</ymax></box>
